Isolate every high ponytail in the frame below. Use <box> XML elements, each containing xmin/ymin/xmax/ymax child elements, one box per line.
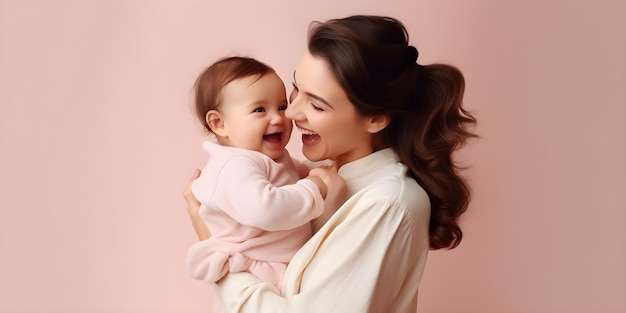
<box><xmin>308</xmin><ymin>15</ymin><xmax>477</xmax><ymax>250</ymax></box>
<box><xmin>393</xmin><ymin>63</ymin><xmax>477</xmax><ymax>249</ymax></box>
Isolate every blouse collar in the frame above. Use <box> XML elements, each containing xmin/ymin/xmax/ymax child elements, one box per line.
<box><xmin>337</xmin><ymin>148</ymin><xmax>401</xmax><ymax>194</ymax></box>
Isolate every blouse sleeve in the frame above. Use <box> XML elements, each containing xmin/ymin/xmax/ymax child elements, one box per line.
<box><xmin>215</xmin><ymin>155</ymin><xmax>324</xmax><ymax>231</ymax></box>
<box><xmin>216</xmin><ymin>195</ymin><xmax>430</xmax><ymax>313</ymax></box>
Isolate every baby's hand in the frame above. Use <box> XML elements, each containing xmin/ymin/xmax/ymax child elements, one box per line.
<box><xmin>305</xmin><ymin>174</ymin><xmax>327</xmax><ymax>199</ymax></box>
<box><xmin>308</xmin><ymin>167</ymin><xmax>348</xmax><ymax>232</ymax></box>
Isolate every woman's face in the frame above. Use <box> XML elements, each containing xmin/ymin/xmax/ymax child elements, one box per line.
<box><xmin>286</xmin><ymin>51</ymin><xmax>375</xmax><ymax>168</ymax></box>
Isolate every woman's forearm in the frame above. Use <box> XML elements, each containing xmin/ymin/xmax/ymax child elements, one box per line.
<box><xmin>189</xmin><ymin>212</ymin><xmax>211</xmax><ymax>241</ymax></box>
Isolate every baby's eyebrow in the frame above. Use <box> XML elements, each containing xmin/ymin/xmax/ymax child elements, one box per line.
<box><xmin>245</xmin><ymin>101</ymin><xmax>266</xmax><ymax>108</ymax></box>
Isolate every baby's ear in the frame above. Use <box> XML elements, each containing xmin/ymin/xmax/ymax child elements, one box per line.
<box><xmin>206</xmin><ymin>110</ymin><xmax>227</xmax><ymax>137</ymax></box>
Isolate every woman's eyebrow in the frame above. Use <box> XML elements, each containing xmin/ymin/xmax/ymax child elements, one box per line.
<box><xmin>292</xmin><ymin>70</ymin><xmax>335</xmax><ymax>110</ymax></box>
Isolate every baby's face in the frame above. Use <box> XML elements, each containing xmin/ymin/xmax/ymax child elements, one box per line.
<box><xmin>218</xmin><ymin>72</ymin><xmax>292</xmax><ymax>160</ymax></box>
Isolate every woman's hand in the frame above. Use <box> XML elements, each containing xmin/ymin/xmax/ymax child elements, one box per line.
<box><xmin>184</xmin><ymin>169</ymin><xmax>211</xmax><ymax>240</ymax></box>
<box><xmin>308</xmin><ymin>166</ymin><xmax>348</xmax><ymax>233</ymax></box>
<box><xmin>184</xmin><ymin>169</ymin><xmax>201</xmax><ymax>215</ymax></box>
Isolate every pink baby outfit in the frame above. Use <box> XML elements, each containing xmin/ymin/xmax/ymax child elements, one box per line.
<box><xmin>186</xmin><ymin>140</ymin><xmax>324</xmax><ymax>292</ymax></box>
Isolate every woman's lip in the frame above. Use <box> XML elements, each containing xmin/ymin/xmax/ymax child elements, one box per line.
<box><xmin>295</xmin><ymin>125</ymin><xmax>317</xmax><ymax>135</ymax></box>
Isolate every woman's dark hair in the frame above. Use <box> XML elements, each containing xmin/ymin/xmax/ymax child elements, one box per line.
<box><xmin>308</xmin><ymin>15</ymin><xmax>478</xmax><ymax>250</ymax></box>
<box><xmin>193</xmin><ymin>56</ymin><xmax>274</xmax><ymax>133</ymax></box>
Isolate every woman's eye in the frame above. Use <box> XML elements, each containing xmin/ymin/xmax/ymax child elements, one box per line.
<box><xmin>253</xmin><ymin>107</ymin><xmax>265</xmax><ymax>113</ymax></box>
<box><xmin>312</xmin><ymin>103</ymin><xmax>324</xmax><ymax>112</ymax></box>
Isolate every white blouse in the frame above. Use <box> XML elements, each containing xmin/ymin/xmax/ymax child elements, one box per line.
<box><xmin>218</xmin><ymin>148</ymin><xmax>431</xmax><ymax>313</ymax></box>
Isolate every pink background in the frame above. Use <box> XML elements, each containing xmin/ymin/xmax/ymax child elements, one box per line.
<box><xmin>1</xmin><ymin>1</ymin><xmax>625</xmax><ymax>312</ymax></box>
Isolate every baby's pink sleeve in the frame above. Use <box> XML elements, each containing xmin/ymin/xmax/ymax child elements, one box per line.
<box><xmin>215</xmin><ymin>156</ymin><xmax>324</xmax><ymax>231</ymax></box>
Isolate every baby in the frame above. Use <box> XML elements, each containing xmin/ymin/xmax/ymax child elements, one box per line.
<box><xmin>186</xmin><ymin>56</ymin><xmax>334</xmax><ymax>312</ymax></box>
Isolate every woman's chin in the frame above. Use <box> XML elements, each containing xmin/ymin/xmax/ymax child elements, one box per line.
<box><xmin>303</xmin><ymin>148</ymin><xmax>326</xmax><ymax>162</ymax></box>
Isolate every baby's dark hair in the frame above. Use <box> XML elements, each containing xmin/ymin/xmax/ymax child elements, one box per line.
<box><xmin>193</xmin><ymin>56</ymin><xmax>275</xmax><ymax>133</ymax></box>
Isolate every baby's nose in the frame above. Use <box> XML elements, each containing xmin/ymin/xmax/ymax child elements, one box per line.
<box><xmin>269</xmin><ymin>112</ymin><xmax>285</xmax><ymax>124</ymax></box>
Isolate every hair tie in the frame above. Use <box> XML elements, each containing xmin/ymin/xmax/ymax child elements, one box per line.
<box><xmin>406</xmin><ymin>45</ymin><xmax>419</xmax><ymax>64</ymax></box>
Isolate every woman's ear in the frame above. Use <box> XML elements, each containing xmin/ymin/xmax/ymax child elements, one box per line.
<box><xmin>366</xmin><ymin>114</ymin><xmax>390</xmax><ymax>134</ymax></box>
<box><xmin>206</xmin><ymin>110</ymin><xmax>227</xmax><ymax>137</ymax></box>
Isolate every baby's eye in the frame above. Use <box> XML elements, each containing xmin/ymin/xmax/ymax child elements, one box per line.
<box><xmin>278</xmin><ymin>104</ymin><xmax>288</xmax><ymax>111</ymax></box>
<box><xmin>253</xmin><ymin>107</ymin><xmax>265</xmax><ymax>113</ymax></box>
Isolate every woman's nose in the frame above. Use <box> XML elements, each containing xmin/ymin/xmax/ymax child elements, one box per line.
<box><xmin>285</xmin><ymin>98</ymin><xmax>303</xmax><ymax>120</ymax></box>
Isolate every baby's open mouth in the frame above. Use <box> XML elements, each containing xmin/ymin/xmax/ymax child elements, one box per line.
<box><xmin>263</xmin><ymin>133</ymin><xmax>282</xmax><ymax>143</ymax></box>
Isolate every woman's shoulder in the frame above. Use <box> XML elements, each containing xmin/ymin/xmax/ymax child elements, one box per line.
<box><xmin>368</xmin><ymin>170</ymin><xmax>429</xmax><ymax>207</ymax></box>
<box><xmin>354</xmin><ymin>164</ymin><xmax>431</xmax><ymax>222</ymax></box>
<box><xmin>343</xmin><ymin>170</ymin><xmax>430</xmax><ymax>243</ymax></box>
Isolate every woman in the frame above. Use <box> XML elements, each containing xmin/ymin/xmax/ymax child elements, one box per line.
<box><xmin>184</xmin><ymin>15</ymin><xmax>477</xmax><ymax>312</ymax></box>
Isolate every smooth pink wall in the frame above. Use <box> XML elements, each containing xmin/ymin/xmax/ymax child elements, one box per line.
<box><xmin>1</xmin><ymin>1</ymin><xmax>624</xmax><ymax>312</ymax></box>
